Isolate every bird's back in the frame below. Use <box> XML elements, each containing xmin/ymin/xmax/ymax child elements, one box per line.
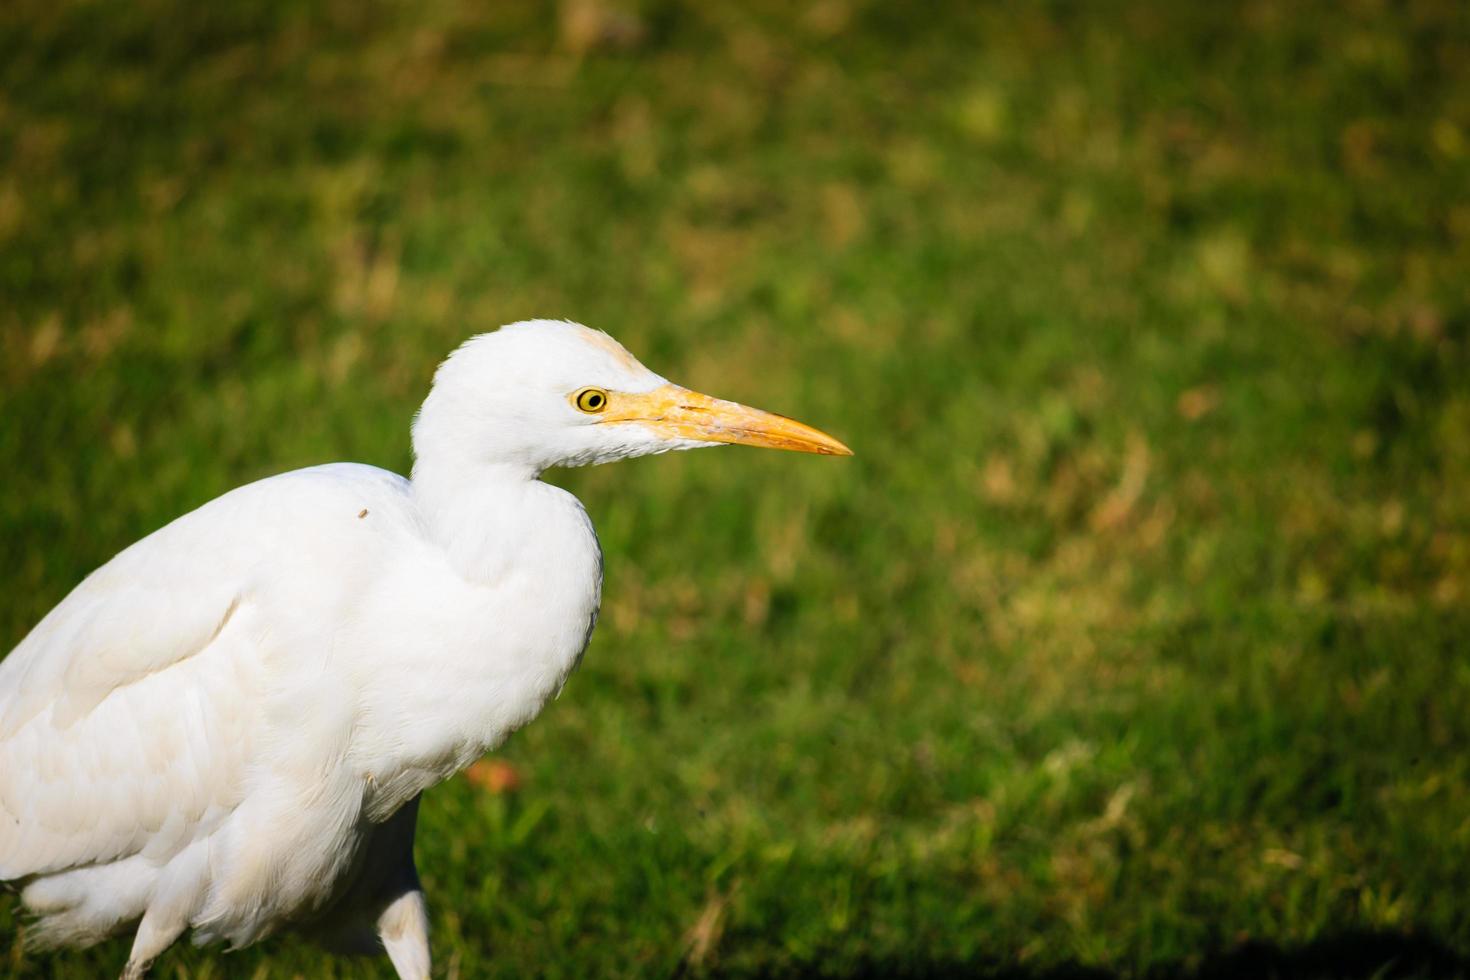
<box><xmin>0</xmin><ymin>463</ymin><xmax>422</xmax><ymax>949</ymax></box>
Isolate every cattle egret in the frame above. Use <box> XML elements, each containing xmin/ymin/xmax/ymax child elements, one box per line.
<box><xmin>0</xmin><ymin>320</ymin><xmax>851</xmax><ymax>978</ymax></box>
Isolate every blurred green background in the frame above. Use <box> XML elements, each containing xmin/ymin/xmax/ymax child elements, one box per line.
<box><xmin>2</xmin><ymin>0</ymin><xmax>1469</xmax><ymax>977</ymax></box>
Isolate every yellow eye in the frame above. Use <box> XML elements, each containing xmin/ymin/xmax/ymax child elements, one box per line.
<box><xmin>574</xmin><ymin>387</ymin><xmax>608</xmax><ymax>413</ymax></box>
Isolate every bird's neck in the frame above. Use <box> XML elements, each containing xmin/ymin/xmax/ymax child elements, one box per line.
<box><xmin>410</xmin><ymin>457</ymin><xmax>551</xmax><ymax>581</ymax></box>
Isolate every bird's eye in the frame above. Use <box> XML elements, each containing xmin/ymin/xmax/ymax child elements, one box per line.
<box><xmin>574</xmin><ymin>388</ymin><xmax>608</xmax><ymax>413</ymax></box>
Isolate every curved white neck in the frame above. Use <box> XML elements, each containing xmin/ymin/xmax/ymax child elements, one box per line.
<box><xmin>411</xmin><ymin>457</ymin><xmax>544</xmax><ymax>581</ymax></box>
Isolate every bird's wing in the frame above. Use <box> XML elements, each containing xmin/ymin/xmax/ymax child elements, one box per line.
<box><xmin>0</xmin><ymin>465</ymin><xmax>399</xmax><ymax>881</ymax></box>
<box><xmin>0</xmin><ymin>497</ymin><xmax>261</xmax><ymax>880</ymax></box>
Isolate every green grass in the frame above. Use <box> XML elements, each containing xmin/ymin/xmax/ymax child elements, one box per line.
<box><xmin>3</xmin><ymin>0</ymin><xmax>1470</xmax><ymax>976</ymax></box>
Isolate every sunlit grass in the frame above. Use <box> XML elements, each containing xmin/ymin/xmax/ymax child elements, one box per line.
<box><xmin>2</xmin><ymin>0</ymin><xmax>1468</xmax><ymax>976</ymax></box>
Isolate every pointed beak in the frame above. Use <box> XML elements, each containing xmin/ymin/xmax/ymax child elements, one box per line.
<box><xmin>603</xmin><ymin>384</ymin><xmax>853</xmax><ymax>456</ymax></box>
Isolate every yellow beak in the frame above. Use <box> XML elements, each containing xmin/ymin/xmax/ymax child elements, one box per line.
<box><xmin>602</xmin><ymin>384</ymin><xmax>853</xmax><ymax>456</ymax></box>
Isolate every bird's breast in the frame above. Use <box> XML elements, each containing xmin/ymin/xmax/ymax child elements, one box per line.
<box><xmin>349</xmin><ymin>481</ymin><xmax>602</xmax><ymax>819</ymax></box>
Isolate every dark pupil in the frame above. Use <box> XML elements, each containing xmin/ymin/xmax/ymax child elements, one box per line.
<box><xmin>584</xmin><ymin>392</ymin><xmax>604</xmax><ymax>409</ymax></box>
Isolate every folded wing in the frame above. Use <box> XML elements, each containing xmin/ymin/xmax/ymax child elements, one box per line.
<box><xmin>0</xmin><ymin>494</ymin><xmax>268</xmax><ymax>882</ymax></box>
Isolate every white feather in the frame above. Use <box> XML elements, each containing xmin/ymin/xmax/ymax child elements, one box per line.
<box><xmin>0</xmin><ymin>321</ymin><xmax>681</xmax><ymax>973</ymax></box>
<box><xmin>1</xmin><ymin>319</ymin><xmax>849</xmax><ymax>977</ymax></box>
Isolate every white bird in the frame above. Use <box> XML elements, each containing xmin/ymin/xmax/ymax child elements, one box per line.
<box><xmin>0</xmin><ymin>320</ymin><xmax>850</xmax><ymax>978</ymax></box>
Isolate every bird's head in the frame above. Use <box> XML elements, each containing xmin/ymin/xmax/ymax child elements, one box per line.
<box><xmin>412</xmin><ymin>320</ymin><xmax>851</xmax><ymax>476</ymax></box>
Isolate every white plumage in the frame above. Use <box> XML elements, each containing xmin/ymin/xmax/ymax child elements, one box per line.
<box><xmin>0</xmin><ymin>320</ymin><xmax>850</xmax><ymax>978</ymax></box>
